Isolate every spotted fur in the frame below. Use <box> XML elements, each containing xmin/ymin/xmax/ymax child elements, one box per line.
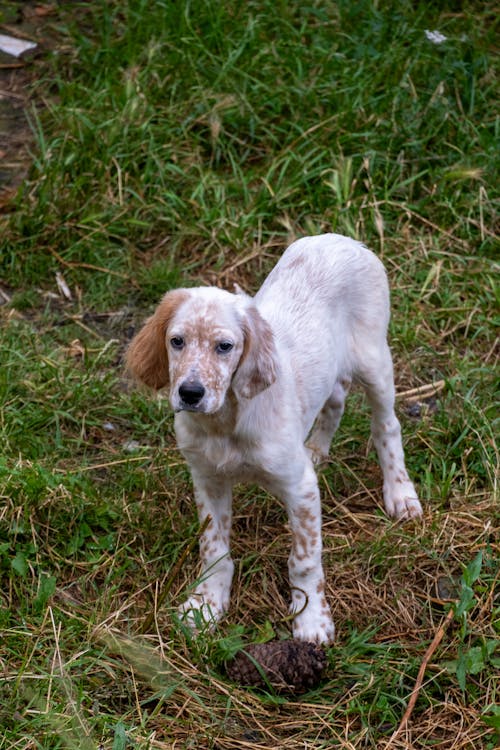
<box><xmin>126</xmin><ymin>234</ymin><xmax>422</xmax><ymax>644</ymax></box>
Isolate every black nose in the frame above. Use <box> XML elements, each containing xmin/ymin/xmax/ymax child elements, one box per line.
<box><xmin>179</xmin><ymin>381</ymin><xmax>205</xmax><ymax>406</ymax></box>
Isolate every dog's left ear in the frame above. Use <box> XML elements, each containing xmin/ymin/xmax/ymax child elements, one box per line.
<box><xmin>232</xmin><ymin>306</ymin><xmax>278</xmax><ymax>399</ymax></box>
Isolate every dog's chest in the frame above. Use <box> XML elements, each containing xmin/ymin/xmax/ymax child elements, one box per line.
<box><xmin>177</xmin><ymin>424</ymin><xmax>279</xmax><ymax>486</ymax></box>
<box><xmin>186</xmin><ymin>432</ymin><xmax>256</xmax><ymax>476</ymax></box>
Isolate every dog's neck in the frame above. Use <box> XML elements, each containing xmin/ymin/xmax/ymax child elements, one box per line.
<box><xmin>188</xmin><ymin>390</ymin><xmax>240</xmax><ymax>437</ymax></box>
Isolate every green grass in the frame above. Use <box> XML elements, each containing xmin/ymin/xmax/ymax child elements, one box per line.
<box><xmin>0</xmin><ymin>0</ymin><xmax>498</xmax><ymax>748</ymax></box>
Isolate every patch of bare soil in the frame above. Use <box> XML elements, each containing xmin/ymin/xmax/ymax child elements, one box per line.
<box><xmin>0</xmin><ymin>2</ymin><xmax>61</xmax><ymax>206</ymax></box>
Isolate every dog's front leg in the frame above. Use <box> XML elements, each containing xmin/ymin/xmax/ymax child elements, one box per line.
<box><xmin>179</xmin><ymin>469</ymin><xmax>234</xmax><ymax>630</ymax></box>
<box><xmin>278</xmin><ymin>460</ymin><xmax>335</xmax><ymax>645</ymax></box>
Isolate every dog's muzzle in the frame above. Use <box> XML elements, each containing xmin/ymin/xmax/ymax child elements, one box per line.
<box><xmin>178</xmin><ymin>380</ymin><xmax>205</xmax><ymax>410</ymax></box>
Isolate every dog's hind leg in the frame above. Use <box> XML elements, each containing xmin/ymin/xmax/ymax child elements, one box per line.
<box><xmin>356</xmin><ymin>342</ymin><xmax>422</xmax><ymax>520</ymax></box>
<box><xmin>306</xmin><ymin>377</ymin><xmax>351</xmax><ymax>465</ymax></box>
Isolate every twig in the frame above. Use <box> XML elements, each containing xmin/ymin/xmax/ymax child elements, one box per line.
<box><xmin>0</xmin><ymin>87</ymin><xmax>26</xmax><ymax>102</ymax></box>
<box><xmin>384</xmin><ymin>199</ymin><xmax>470</xmax><ymax>247</ymax></box>
<box><xmin>396</xmin><ymin>379</ymin><xmax>446</xmax><ymax>403</ymax></box>
<box><xmin>141</xmin><ymin>514</ymin><xmax>212</xmax><ymax>634</ymax></box>
<box><xmin>0</xmin><ymin>23</ymin><xmax>39</xmax><ymax>40</ymax></box>
<box><xmin>223</xmin><ymin>249</ymin><xmax>263</xmax><ymax>275</ymax></box>
<box><xmin>56</xmin><ymin>456</ymin><xmax>153</xmax><ymax>473</ymax></box>
<box><xmin>48</xmin><ymin>247</ymin><xmax>129</xmax><ymax>279</ymax></box>
<box><xmin>387</xmin><ymin>607</ymin><xmax>455</xmax><ymax>746</ymax></box>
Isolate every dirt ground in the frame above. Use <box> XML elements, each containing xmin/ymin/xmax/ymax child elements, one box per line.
<box><xmin>0</xmin><ymin>1</ymin><xmax>62</xmax><ymax>207</ymax></box>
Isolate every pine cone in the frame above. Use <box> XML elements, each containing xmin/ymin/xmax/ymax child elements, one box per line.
<box><xmin>226</xmin><ymin>640</ymin><xmax>327</xmax><ymax>693</ymax></box>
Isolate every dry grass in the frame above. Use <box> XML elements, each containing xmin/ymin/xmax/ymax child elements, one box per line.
<box><xmin>0</xmin><ymin>250</ymin><xmax>497</xmax><ymax>746</ymax></box>
<box><xmin>4</xmin><ymin>421</ymin><xmax>495</xmax><ymax>748</ymax></box>
<box><xmin>0</xmin><ymin>1</ymin><xmax>498</xmax><ymax>748</ymax></box>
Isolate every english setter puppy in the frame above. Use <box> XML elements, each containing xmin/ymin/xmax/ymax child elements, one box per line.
<box><xmin>126</xmin><ymin>233</ymin><xmax>422</xmax><ymax>644</ymax></box>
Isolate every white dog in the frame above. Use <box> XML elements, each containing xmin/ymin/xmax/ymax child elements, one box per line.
<box><xmin>126</xmin><ymin>233</ymin><xmax>422</xmax><ymax>644</ymax></box>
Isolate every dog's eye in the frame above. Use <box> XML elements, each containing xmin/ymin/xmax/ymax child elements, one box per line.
<box><xmin>216</xmin><ymin>341</ymin><xmax>233</xmax><ymax>354</ymax></box>
<box><xmin>170</xmin><ymin>336</ymin><xmax>185</xmax><ymax>350</ymax></box>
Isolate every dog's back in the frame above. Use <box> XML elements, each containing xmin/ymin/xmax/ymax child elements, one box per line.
<box><xmin>254</xmin><ymin>234</ymin><xmax>391</xmax><ymax>427</ymax></box>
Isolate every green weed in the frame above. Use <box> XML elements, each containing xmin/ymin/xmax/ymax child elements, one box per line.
<box><xmin>0</xmin><ymin>1</ymin><xmax>498</xmax><ymax>748</ymax></box>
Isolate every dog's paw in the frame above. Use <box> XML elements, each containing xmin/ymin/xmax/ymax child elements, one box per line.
<box><xmin>384</xmin><ymin>480</ymin><xmax>423</xmax><ymax>520</ymax></box>
<box><xmin>292</xmin><ymin>611</ymin><xmax>335</xmax><ymax>645</ymax></box>
<box><xmin>178</xmin><ymin>593</ymin><xmax>226</xmax><ymax>632</ymax></box>
<box><xmin>290</xmin><ymin>590</ymin><xmax>335</xmax><ymax>645</ymax></box>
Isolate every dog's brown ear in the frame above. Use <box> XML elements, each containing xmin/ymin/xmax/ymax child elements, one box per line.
<box><xmin>232</xmin><ymin>306</ymin><xmax>278</xmax><ymax>399</ymax></box>
<box><xmin>125</xmin><ymin>290</ymin><xmax>188</xmax><ymax>390</ymax></box>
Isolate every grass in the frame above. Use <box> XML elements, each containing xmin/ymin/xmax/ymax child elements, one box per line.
<box><xmin>0</xmin><ymin>0</ymin><xmax>498</xmax><ymax>747</ymax></box>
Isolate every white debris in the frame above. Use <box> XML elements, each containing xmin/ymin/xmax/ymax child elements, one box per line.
<box><xmin>55</xmin><ymin>272</ymin><xmax>72</xmax><ymax>300</ymax></box>
<box><xmin>0</xmin><ymin>33</ymin><xmax>37</xmax><ymax>58</ymax></box>
<box><xmin>122</xmin><ymin>439</ymin><xmax>141</xmax><ymax>453</ymax></box>
<box><xmin>425</xmin><ymin>29</ymin><xmax>447</xmax><ymax>45</ymax></box>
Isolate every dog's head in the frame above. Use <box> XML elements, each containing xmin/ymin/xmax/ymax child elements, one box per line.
<box><xmin>126</xmin><ymin>287</ymin><xmax>277</xmax><ymax>414</ymax></box>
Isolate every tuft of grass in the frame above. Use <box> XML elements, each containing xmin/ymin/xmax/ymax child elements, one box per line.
<box><xmin>0</xmin><ymin>1</ymin><xmax>498</xmax><ymax>748</ymax></box>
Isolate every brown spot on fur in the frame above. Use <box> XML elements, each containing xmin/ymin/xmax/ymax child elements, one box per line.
<box><xmin>285</xmin><ymin>256</ymin><xmax>305</xmax><ymax>271</ymax></box>
<box><xmin>291</xmin><ymin>538</ymin><xmax>307</xmax><ymax>561</ymax></box>
<box><xmin>296</xmin><ymin>532</ymin><xmax>309</xmax><ymax>551</ymax></box>
<box><xmin>296</xmin><ymin>504</ymin><xmax>316</xmax><ymax>524</ymax></box>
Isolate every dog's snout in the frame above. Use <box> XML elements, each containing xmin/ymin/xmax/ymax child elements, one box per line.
<box><xmin>179</xmin><ymin>380</ymin><xmax>205</xmax><ymax>406</ymax></box>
